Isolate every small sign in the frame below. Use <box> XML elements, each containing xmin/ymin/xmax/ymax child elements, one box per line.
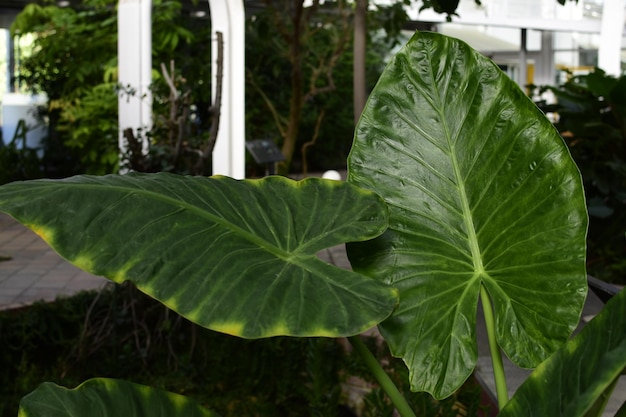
<box><xmin>246</xmin><ymin>139</ymin><xmax>285</xmax><ymax>165</ymax></box>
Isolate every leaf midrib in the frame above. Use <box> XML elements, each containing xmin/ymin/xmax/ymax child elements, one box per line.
<box><xmin>435</xmin><ymin>81</ymin><xmax>486</xmax><ymax>278</ymax></box>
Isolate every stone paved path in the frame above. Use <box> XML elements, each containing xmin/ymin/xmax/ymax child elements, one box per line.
<box><xmin>0</xmin><ymin>212</ymin><xmax>107</xmax><ymax>310</ymax></box>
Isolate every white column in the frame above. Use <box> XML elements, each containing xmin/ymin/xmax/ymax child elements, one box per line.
<box><xmin>209</xmin><ymin>0</ymin><xmax>246</xmax><ymax>179</ymax></box>
<box><xmin>538</xmin><ymin>31</ymin><xmax>554</xmax><ymax>86</ymax></box>
<box><xmin>118</xmin><ymin>0</ymin><xmax>152</xmax><ymax>156</ymax></box>
<box><xmin>519</xmin><ymin>28</ymin><xmax>527</xmax><ymax>91</ymax></box>
<box><xmin>598</xmin><ymin>0</ymin><xmax>625</xmax><ymax>76</ymax></box>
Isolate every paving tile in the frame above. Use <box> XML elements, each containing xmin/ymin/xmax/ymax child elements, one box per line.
<box><xmin>0</xmin><ymin>264</ymin><xmax>18</xmax><ymax>274</ymax></box>
<box><xmin>36</xmin><ymin>280</ymin><xmax>71</xmax><ymax>290</ymax></box>
<box><xmin>21</xmin><ymin>287</ymin><xmax>63</xmax><ymax>301</ymax></box>
<box><xmin>70</xmin><ymin>279</ymin><xmax>108</xmax><ymax>292</ymax></box>
<box><xmin>2</xmin><ymin>274</ymin><xmax>41</xmax><ymax>288</ymax></box>
<box><xmin>0</xmin><ymin>213</ymin><xmax>107</xmax><ymax>310</ymax></box>
<box><xmin>20</xmin><ymin>265</ymin><xmax>54</xmax><ymax>275</ymax></box>
<box><xmin>0</xmin><ymin>287</ymin><xmax>26</xmax><ymax>296</ymax></box>
<box><xmin>0</xmin><ymin>295</ymin><xmax>16</xmax><ymax>305</ymax></box>
<box><xmin>40</xmin><ymin>273</ymin><xmax>74</xmax><ymax>283</ymax></box>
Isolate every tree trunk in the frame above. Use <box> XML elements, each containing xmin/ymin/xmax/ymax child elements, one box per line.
<box><xmin>279</xmin><ymin>1</ymin><xmax>305</xmax><ymax>175</ymax></box>
<box><xmin>354</xmin><ymin>0</ymin><xmax>367</xmax><ymax>125</ymax></box>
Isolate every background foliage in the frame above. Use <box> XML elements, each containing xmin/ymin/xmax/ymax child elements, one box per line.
<box><xmin>538</xmin><ymin>69</ymin><xmax>626</xmax><ymax>284</ymax></box>
<box><xmin>7</xmin><ymin>0</ymin><xmax>406</xmax><ymax>178</ymax></box>
<box><xmin>245</xmin><ymin>2</ymin><xmax>410</xmax><ymax>175</ymax></box>
<box><xmin>0</xmin><ymin>285</ymin><xmax>483</xmax><ymax>417</ymax></box>
<box><xmin>9</xmin><ymin>0</ymin><xmax>211</xmax><ymax>176</ymax></box>
<box><xmin>10</xmin><ymin>0</ymin><xmax>117</xmax><ymax>176</ymax></box>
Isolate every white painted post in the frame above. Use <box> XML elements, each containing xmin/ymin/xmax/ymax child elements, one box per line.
<box><xmin>208</xmin><ymin>0</ymin><xmax>246</xmax><ymax>179</ymax></box>
<box><xmin>538</xmin><ymin>31</ymin><xmax>554</xmax><ymax>86</ymax></box>
<box><xmin>598</xmin><ymin>0</ymin><xmax>625</xmax><ymax>76</ymax></box>
<box><xmin>118</xmin><ymin>0</ymin><xmax>152</xmax><ymax>157</ymax></box>
<box><xmin>519</xmin><ymin>28</ymin><xmax>527</xmax><ymax>91</ymax></box>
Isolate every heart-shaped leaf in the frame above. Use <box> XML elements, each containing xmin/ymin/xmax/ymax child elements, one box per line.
<box><xmin>499</xmin><ymin>287</ymin><xmax>626</xmax><ymax>417</ymax></box>
<box><xmin>347</xmin><ymin>32</ymin><xmax>588</xmax><ymax>398</ymax></box>
<box><xmin>0</xmin><ymin>173</ymin><xmax>397</xmax><ymax>338</ymax></box>
<box><xmin>18</xmin><ymin>378</ymin><xmax>219</xmax><ymax>417</ymax></box>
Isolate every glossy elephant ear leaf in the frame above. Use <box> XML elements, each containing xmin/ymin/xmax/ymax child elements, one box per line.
<box><xmin>347</xmin><ymin>31</ymin><xmax>588</xmax><ymax>398</ymax></box>
<box><xmin>499</xmin><ymin>288</ymin><xmax>626</xmax><ymax>417</ymax></box>
<box><xmin>0</xmin><ymin>173</ymin><xmax>397</xmax><ymax>338</ymax></box>
<box><xmin>18</xmin><ymin>378</ymin><xmax>220</xmax><ymax>417</ymax></box>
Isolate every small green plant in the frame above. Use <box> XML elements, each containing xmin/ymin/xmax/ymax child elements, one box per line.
<box><xmin>1</xmin><ymin>33</ymin><xmax>625</xmax><ymax>417</ymax></box>
<box><xmin>0</xmin><ymin>122</ymin><xmax>44</xmax><ymax>185</ymax></box>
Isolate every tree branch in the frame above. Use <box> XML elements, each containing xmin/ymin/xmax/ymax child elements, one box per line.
<box><xmin>246</xmin><ymin>69</ymin><xmax>288</xmax><ymax>140</ymax></box>
<box><xmin>303</xmin><ymin>0</ymin><xmax>351</xmax><ymax>102</ymax></box>
<box><xmin>201</xmin><ymin>30</ymin><xmax>224</xmax><ymax>167</ymax></box>
<box><xmin>301</xmin><ymin>108</ymin><xmax>325</xmax><ymax>176</ymax></box>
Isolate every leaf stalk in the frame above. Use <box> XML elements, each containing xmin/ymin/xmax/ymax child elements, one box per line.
<box><xmin>348</xmin><ymin>335</ymin><xmax>417</xmax><ymax>417</ymax></box>
<box><xmin>480</xmin><ymin>284</ymin><xmax>509</xmax><ymax>410</ymax></box>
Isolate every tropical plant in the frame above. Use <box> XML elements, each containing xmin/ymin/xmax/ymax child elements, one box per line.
<box><xmin>1</xmin><ymin>32</ymin><xmax>625</xmax><ymax>417</ymax></box>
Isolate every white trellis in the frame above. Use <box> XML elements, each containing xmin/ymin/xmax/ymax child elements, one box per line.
<box><xmin>208</xmin><ymin>0</ymin><xmax>245</xmax><ymax>179</ymax></box>
<box><xmin>117</xmin><ymin>0</ymin><xmax>245</xmax><ymax>178</ymax></box>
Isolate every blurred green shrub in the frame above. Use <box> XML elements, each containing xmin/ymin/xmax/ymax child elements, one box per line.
<box><xmin>0</xmin><ymin>122</ymin><xmax>43</xmax><ymax>184</ymax></box>
<box><xmin>538</xmin><ymin>68</ymin><xmax>626</xmax><ymax>284</ymax></box>
<box><xmin>0</xmin><ymin>284</ymin><xmax>482</xmax><ymax>417</ymax></box>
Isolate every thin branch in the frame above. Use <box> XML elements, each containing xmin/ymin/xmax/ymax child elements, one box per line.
<box><xmin>303</xmin><ymin>0</ymin><xmax>321</xmax><ymax>24</ymax></box>
<box><xmin>301</xmin><ymin>108</ymin><xmax>325</xmax><ymax>176</ymax></box>
<box><xmin>246</xmin><ymin>68</ymin><xmax>288</xmax><ymax>139</ymax></box>
<box><xmin>123</xmin><ymin>128</ymin><xmax>145</xmax><ymax>171</ymax></box>
<box><xmin>160</xmin><ymin>61</ymin><xmax>179</xmax><ymax>100</ymax></box>
<box><xmin>201</xmin><ymin>30</ymin><xmax>224</xmax><ymax>167</ymax></box>
<box><xmin>160</xmin><ymin>60</ymin><xmax>180</xmax><ymax>156</ymax></box>
<box><xmin>264</xmin><ymin>0</ymin><xmax>292</xmax><ymax>43</ymax></box>
<box><xmin>303</xmin><ymin>0</ymin><xmax>351</xmax><ymax>102</ymax></box>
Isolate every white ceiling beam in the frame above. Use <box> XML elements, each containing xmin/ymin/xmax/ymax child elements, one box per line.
<box><xmin>408</xmin><ymin>9</ymin><xmax>603</xmax><ymax>33</ymax></box>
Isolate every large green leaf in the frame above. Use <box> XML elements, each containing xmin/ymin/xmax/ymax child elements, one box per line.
<box><xmin>347</xmin><ymin>32</ymin><xmax>588</xmax><ymax>398</ymax></box>
<box><xmin>499</xmin><ymin>287</ymin><xmax>626</xmax><ymax>417</ymax></box>
<box><xmin>0</xmin><ymin>173</ymin><xmax>397</xmax><ymax>338</ymax></box>
<box><xmin>18</xmin><ymin>378</ymin><xmax>219</xmax><ymax>417</ymax></box>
